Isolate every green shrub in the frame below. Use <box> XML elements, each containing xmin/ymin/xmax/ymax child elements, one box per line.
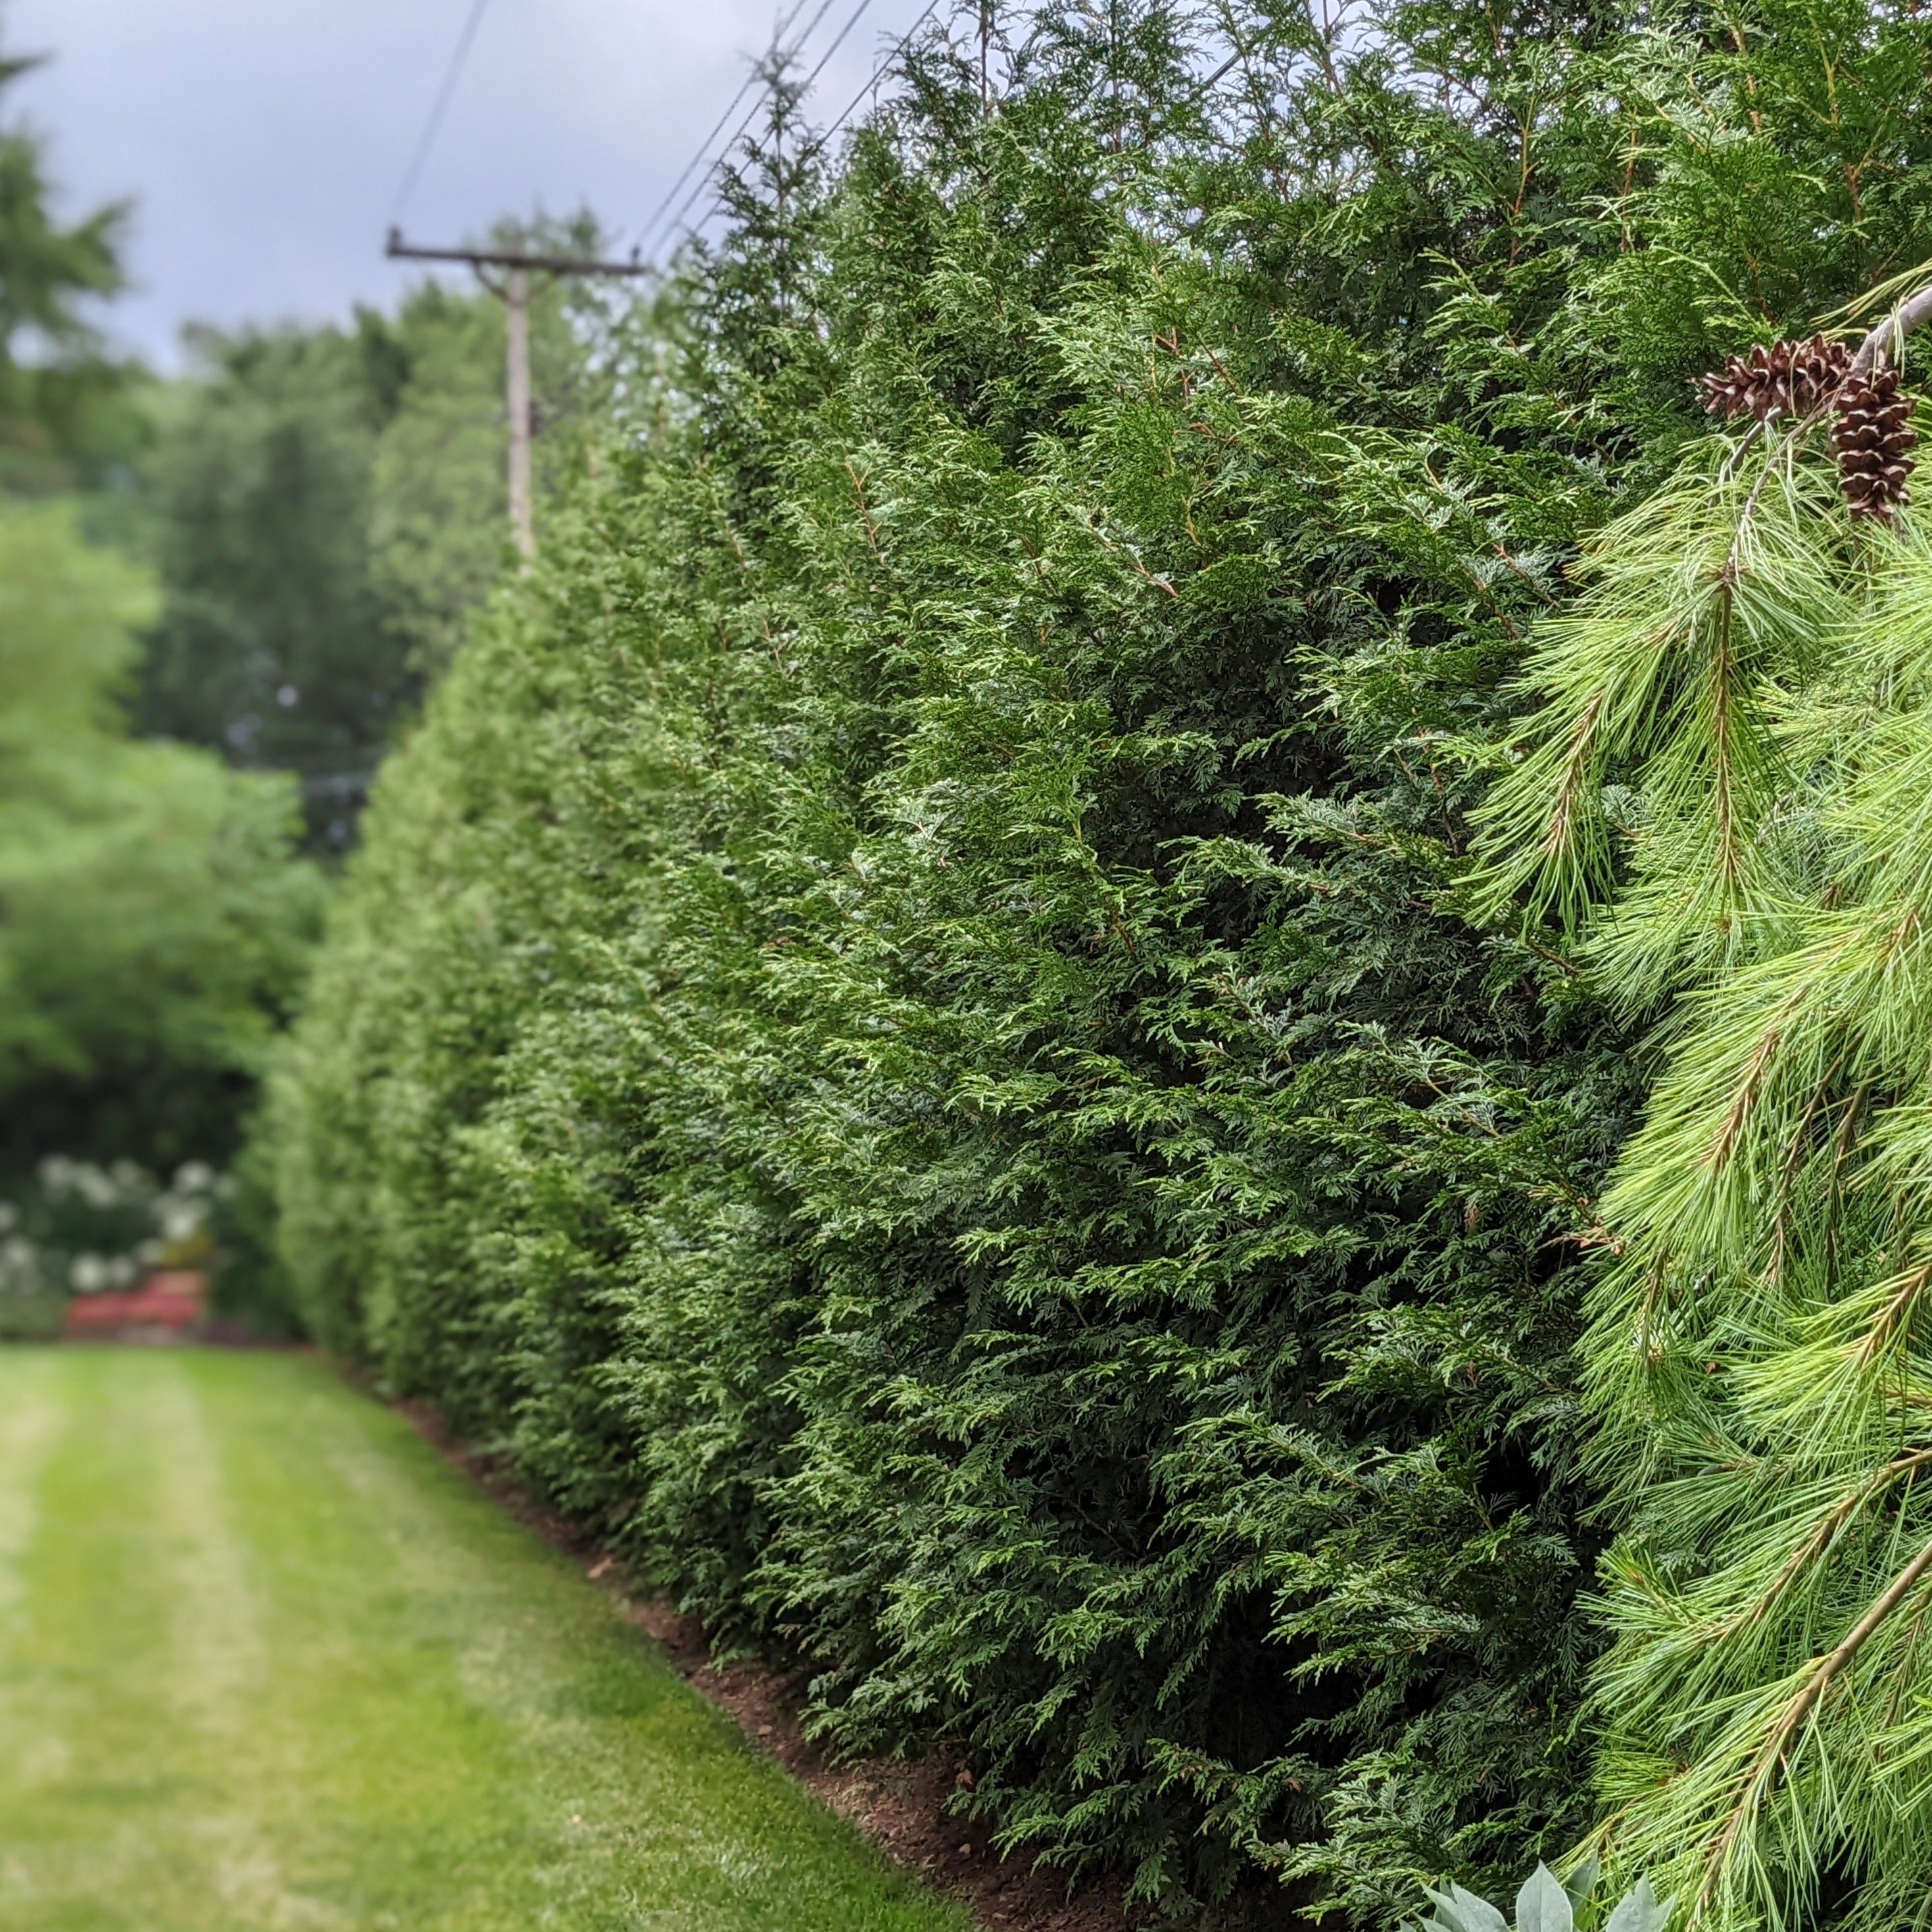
<box><xmin>268</xmin><ymin>0</ymin><xmax>1931</xmax><ymax>1916</ymax></box>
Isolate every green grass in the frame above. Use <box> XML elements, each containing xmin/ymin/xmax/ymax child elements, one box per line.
<box><xmin>0</xmin><ymin>1347</ymin><xmax>974</xmax><ymax>1932</ymax></box>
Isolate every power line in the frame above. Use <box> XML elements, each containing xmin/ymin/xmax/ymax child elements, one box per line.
<box><xmin>669</xmin><ymin>0</ymin><xmax>932</xmax><ymax>251</ymax></box>
<box><xmin>392</xmin><ymin>0</ymin><xmax>495</xmax><ymax>227</ymax></box>
<box><xmin>795</xmin><ymin>0</ymin><xmax>942</xmax><ymax>169</ymax></box>
<box><xmin>644</xmin><ymin>0</ymin><xmax>863</xmax><ymax>259</ymax></box>
<box><xmin>647</xmin><ymin>84</ymin><xmax>779</xmax><ymax>255</ymax></box>
<box><xmin>798</xmin><ymin>0</ymin><xmax>888</xmax><ymax>96</ymax></box>
<box><xmin>795</xmin><ymin>27</ymin><xmax>1240</xmax><ymax>187</ymax></box>
<box><xmin>661</xmin><ymin>0</ymin><xmax>1239</xmax><ymax>257</ymax></box>
<box><xmin>634</xmin><ymin>0</ymin><xmax>829</xmax><ymax>254</ymax></box>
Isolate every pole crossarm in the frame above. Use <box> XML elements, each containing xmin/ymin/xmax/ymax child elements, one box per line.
<box><xmin>384</xmin><ymin>229</ymin><xmax>650</xmax><ymax>278</ymax></box>
<box><xmin>383</xmin><ymin>229</ymin><xmax>650</xmax><ymax>565</ymax></box>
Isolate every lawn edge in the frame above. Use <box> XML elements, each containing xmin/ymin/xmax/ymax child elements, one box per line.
<box><xmin>349</xmin><ymin>1363</ymin><xmax>1136</xmax><ymax>1932</ymax></box>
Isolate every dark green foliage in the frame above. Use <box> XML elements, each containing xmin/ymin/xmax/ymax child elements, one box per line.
<box><xmin>0</xmin><ymin>42</ymin><xmax>142</xmax><ymax>493</ymax></box>
<box><xmin>271</xmin><ymin>0</ymin><xmax>1932</xmax><ymax>1918</ymax></box>
<box><xmin>133</xmin><ymin>322</ymin><xmax>410</xmax><ymax>839</ymax></box>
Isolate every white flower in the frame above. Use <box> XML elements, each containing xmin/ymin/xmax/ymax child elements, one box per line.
<box><xmin>76</xmin><ymin>1167</ymin><xmax>118</xmax><ymax>1209</ymax></box>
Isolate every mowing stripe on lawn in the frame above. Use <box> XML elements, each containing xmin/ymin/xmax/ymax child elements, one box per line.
<box><xmin>0</xmin><ymin>1347</ymin><xmax>973</xmax><ymax>1932</ymax></box>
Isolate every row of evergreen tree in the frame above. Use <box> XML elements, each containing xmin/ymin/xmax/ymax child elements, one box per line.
<box><xmin>268</xmin><ymin>0</ymin><xmax>1932</xmax><ymax>1923</ymax></box>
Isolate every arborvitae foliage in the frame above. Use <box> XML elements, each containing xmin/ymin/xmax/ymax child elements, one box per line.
<box><xmin>272</xmin><ymin>0</ymin><xmax>1922</xmax><ymax>1917</ymax></box>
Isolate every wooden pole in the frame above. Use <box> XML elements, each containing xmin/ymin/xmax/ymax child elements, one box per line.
<box><xmin>504</xmin><ymin>267</ymin><xmax>534</xmax><ymax>565</ymax></box>
<box><xmin>384</xmin><ymin>230</ymin><xmax>646</xmax><ymax>562</ymax></box>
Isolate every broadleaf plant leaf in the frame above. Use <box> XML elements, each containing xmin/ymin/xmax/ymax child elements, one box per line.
<box><xmin>1563</xmin><ymin>1857</ymin><xmax>1601</xmax><ymax>1907</ymax></box>
<box><xmin>1516</xmin><ymin>1864</ymin><xmax>1574</xmax><ymax>1932</ymax></box>
<box><xmin>1443</xmin><ymin>1884</ymin><xmax>1511</xmax><ymax>1932</ymax></box>
<box><xmin>1605</xmin><ymin>1877</ymin><xmax>1672</xmax><ymax>1932</ymax></box>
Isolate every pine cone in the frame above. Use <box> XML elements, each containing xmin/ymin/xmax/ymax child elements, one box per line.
<box><xmin>1702</xmin><ymin>341</ymin><xmax>1791</xmax><ymax>422</ymax></box>
<box><xmin>1784</xmin><ymin>333</ymin><xmax>1852</xmax><ymax>416</ymax></box>
<box><xmin>1700</xmin><ymin>334</ymin><xmax>1851</xmax><ymax>423</ymax></box>
<box><xmin>1832</xmin><ymin>364</ymin><xmax>1918</xmax><ymax>521</ymax></box>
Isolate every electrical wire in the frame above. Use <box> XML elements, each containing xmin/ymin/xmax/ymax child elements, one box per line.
<box><xmin>644</xmin><ymin>0</ymin><xmax>865</xmax><ymax>258</ymax></box>
<box><xmin>660</xmin><ymin>0</ymin><xmax>1242</xmax><ymax>256</ymax></box>
<box><xmin>647</xmin><ymin>85</ymin><xmax>782</xmax><ymax>255</ymax></box>
<box><xmin>391</xmin><ymin>0</ymin><xmax>495</xmax><ymax>228</ymax></box>
<box><xmin>793</xmin><ymin>0</ymin><xmax>942</xmax><ymax>169</ymax></box>
<box><xmin>796</xmin><ymin>0</ymin><xmax>887</xmax><ymax>97</ymax></box>
<box><xmin>796</xmin><ymin>28</ymin><xmax>1240</xmax><ymax>185</ymax></box>
<box><xmin>633</xmin><ymin>0</ymin><xmax>828</xmax><ymax>254</ymax></box>
<box><xmin>668</xmin><ymin>0</ymin><xmax>930</xmax><ymax>251</ymax></box>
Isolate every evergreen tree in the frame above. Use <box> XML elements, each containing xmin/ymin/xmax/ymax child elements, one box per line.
<box><xmin>0</xmin><ymin>37</ymin><xmax>141</xmax><ymax>491</ymax></box>
<box><xmin>268</xmin><ymin>0</ymin><xmax>1907</xmax><ymax>1917</ymax></box>
<box><xmin>1474</xmin><ymin>6</ymin><xmax>1932</xmax><ymax>1927</ymax></box>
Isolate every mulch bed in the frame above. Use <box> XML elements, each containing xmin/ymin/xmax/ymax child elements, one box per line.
<box><xmin>390</xmin><ymin>1394</ymin><xmax>1133</xmax><ymax>1932</ymax></box>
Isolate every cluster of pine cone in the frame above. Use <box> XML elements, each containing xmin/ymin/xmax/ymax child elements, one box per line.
<box><xmin>1701</xmin><ymin>333</ymin><xmax>1919</xmax><ymax>521</ymax></box>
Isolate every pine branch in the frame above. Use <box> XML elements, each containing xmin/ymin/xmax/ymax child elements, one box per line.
<box><xmin>1700</xmin><ymin>1529</ymin><xmax>1932</xmax><ymax>1906</ymax></box>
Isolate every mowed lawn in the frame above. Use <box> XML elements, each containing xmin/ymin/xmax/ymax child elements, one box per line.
<box><xmin>0</xmin><ymin>1347</ymin><xmax>971</xmax><ymax>1932</ymax></box>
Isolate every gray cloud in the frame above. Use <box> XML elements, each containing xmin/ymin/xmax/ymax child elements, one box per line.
<box><xmin>11</xmin><ymin>0</ymin><xmax>935</xmax><ymax>365</ymax></box>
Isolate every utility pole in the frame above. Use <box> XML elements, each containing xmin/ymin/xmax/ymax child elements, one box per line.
<box><xmin>504</xmin><ymin>266</ymin><xmax>532</xmax><ymax>559</ymax></box>
<box><xmin>385</xmin><ymin>230</ymin><xmax>648</xmax><ymax>564</ymax></box>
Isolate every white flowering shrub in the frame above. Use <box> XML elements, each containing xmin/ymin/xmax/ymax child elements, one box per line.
<box><xmin>0</xmin><ymin>1158</ymin><xmax>229</xmax><ymax>1333</ymax></box>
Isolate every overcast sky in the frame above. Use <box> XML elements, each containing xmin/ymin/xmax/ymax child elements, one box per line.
<box><xmin>9</xmin><ymin>0</ymin><xmax>936</xmax><ymax>367</ymax></box>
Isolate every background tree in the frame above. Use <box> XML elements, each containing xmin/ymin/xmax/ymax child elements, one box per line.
<box><xmin>132</xmin><ymin>320</ymin><xmax>407</xmax><ymax>847</ymax></box>
<box><xmin>133</xmin><ymin>217</ymin><xmax>638</xmax><ymax>846</ymax></box>
<box><xmin>0</xmin><ymin>498</ymin><xmax>319</xmax><ymax>1180</ymax></box>
<box><xmin>0</xmin><ymin>45</ymin><xmax>142</xmax><ymax>493</ymax></box>
<box><xmin>0</xmin><ymin>20</ymin><xmax>315</xmax><ymax>1325</ymax></box>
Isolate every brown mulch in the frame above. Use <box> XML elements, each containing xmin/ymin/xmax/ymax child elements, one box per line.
<box><xmin>389</xmin><ymin>1394</ymin><xmax>1132</xmax><ymax>1932</ymax></box>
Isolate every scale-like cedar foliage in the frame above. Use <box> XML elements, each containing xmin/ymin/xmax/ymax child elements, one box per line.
<box><xmin>269</xmin><ymin>0</ymin><xmax>1914</xmax><ymax>1916</ymax></box>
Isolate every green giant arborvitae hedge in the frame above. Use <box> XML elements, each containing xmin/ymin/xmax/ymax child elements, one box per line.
<box><xmin>269</xmin><ymin>0</ymin><xmax>1932</xmax><ymax>1918</ymax></box>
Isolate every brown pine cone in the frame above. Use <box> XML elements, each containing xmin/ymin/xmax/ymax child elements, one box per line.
<box><xmin>1708</xmin><ymin>345</ymin><xmax>1777</xmax><ymax>425</ymax></box>
<box><xmin>1832</xmin><ymin>364</ymin><xmax>1918</xmax><ymax>521</ymax></box>
<box><xmin>1701</xmin><ymin>334</ymin><xmax>1852</xmax><ymax>423</ymax></box>
<box><xmin>1703</xmin><ymin>341</ymin><xmax>1790</xmax><ymax>421</ymax></box>
<box><xmin>1784</xmin><ymin>333</ymin><xmax>1852</xmax><ymax>416</ymax></box>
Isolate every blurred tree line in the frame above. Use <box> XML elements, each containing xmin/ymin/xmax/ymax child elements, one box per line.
<box><xmin>135</xmin><ymin>241</ymin><xmax>622</xmax><ymax>848</ymax></box>
<box><xmin>0</xmin><ymin>35</ymin><xmax>619</xmax><ymax>1311</ymax></box>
